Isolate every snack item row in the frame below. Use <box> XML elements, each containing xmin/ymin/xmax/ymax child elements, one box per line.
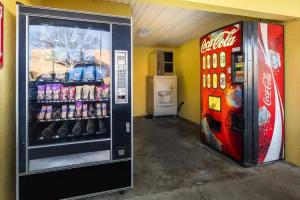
<box><xmin>37</xmin><ymin>102</ymin><xmax>109</xmax><ymax>120</ymax></box>
<box><xmin>37</xmin><ymin>84</ymin><xmax>110</xmax><ymax>101</ymax></box>
<box><xmin>38</xmin><ymin>119</ymin><xmax>107</xmax><ymax>140</ymax></box>
<box><xmin>68</xmin><ymin>66</ymin><xmax>108</xmax><ymax>82</ymax></box>
<box><xmin>38</xmin><ymin>66</ymin><xmax>108</xmax><ymax>82</ymax></box>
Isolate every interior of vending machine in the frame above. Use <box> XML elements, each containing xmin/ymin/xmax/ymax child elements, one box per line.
<box><xmin>27</xmin><ymin>17</ymin><xmax>112</xmax><ymax>170</ymax></box>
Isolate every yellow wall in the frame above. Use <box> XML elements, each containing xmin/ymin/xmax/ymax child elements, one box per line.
<box><xmin>174</xmin><ymin>39</ymin><xmax>201</xmax><ymax>124</ymax></box>
<box><xmin>133</xmin><ymin>46</ymin><xmax>174</xmax><ymax>116</ymax></box>
<box><xmin>285</xmin><ymin>20</ymin><xmax>300</xmax><ymax>167</ymax></box>
<box><xmin>0</xmin><ymin>1</ymin><xmax>43</xmax><ymax>199</ymax></box>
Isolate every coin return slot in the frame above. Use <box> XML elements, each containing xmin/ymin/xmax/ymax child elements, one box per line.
<box><xmin>117</xmin><ymin>95</ymin><xmax>126</xmax><ymax>100</ymax></box>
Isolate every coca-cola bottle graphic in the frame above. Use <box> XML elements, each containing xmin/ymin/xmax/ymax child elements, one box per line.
<box><xmin>258</xmin><ymin>106</ymin><xmax>271</xmax><ymax>126</ymax></box>
<box><xmin>269</xmin><ymin>50</ymin><xmax>281</xmax><ymax>70</ymax></box>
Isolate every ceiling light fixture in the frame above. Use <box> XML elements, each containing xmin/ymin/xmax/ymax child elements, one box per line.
<box><xmin>137</xmin><ymin>28</ymin><xmax>150</xmax><ymax>38</ymax></box>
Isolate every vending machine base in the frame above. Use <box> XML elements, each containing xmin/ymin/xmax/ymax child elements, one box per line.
<box><xmin>19</xmin><ymin>160</ymin><xmax>132</xmax><ymax>200</ymax></box>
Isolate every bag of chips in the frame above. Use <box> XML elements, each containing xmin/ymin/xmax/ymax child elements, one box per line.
<box><xmin>82</xmin><ymin>85</ymin><xmax>90</xmax><ymax>100</ymax></box>
<box><xmin>89</xmin><ymin>85</ymin><xmax>95</xmax><ymax>100</ymax></box>
<box><xmin>69</xmin><ymin>86</ymin><xmax>76</xmax><ymax>100</ymax></box>
<box><xmin>68</xmin><ymin>104</ymin><xmax>75</xmax><ymax>119</ymax></box>
<box><xmin>75</xmin><ymin>86</ymin><xmax>82</xmax><ymax>100</ymax></box>
<box><xmin>101</xmin><ymin>85</ymin><xmax>110</xmax><ymax>98</ymax></box>
<box><xmin>60</xmin><ymin>86</ymin><xmax>69</xmax><ymax>101</ymax></box>
<box><xmin>95</xmin><ymin>66</ymin><xmax>108</xmax><ymax>80</ymax></box>
<box><xmin>45</xmin><ymin>105</ymin><xmax>52</xmax><ymax>120</ymax></box>
<box><xmin>45</xmin><ymin>84</ymin><xmax>53</xmax><ymax>101</ymax></box>
<box><xmin>61</xmin><ymin>105</ymin><xmax>68</xmax><ymax>119</ymax></box>
<box><xmin>96</xmin><ymin>103</ymin><xmax>102</xmax><ymax>117</ymax></box>
<box><xmin>82</xmin><ymin>66</ymin><xmax>95</xmax><ymax>82</ymax></box>
<box><xmin>102</xmin><ymin>103</ymin><xmax>107</xmax><ymax>117</ymax></box>
<box><xmin>95</xmin><ymin>86</ymin><xmax>102</xmax><ymax>100</ymax></box>
<box><xmin>37</xmin><ymin>106</ymin><xmax>47</xmax><ymax>120</ymax></box>
<box><xmin>68</xmin><ymin>67</ymin><xmax>83</xmax><ymax>82</ymax></box>
<box><xmin>82</xmin><ymin>104</ymin><xmax>88</xmax><ymax>118</ymax></box>
<box><xmin>37</xmin><ymin>85</ymin><xmax>45</xmax><ymax>100</ymax></box>
<box><xmin>75</xmin><ymin>102</ymin><xmax>83</xmax><ymax>118</ymax></box>
<box><xmin>52</xmin><ymin>84</ymin><xmax>62</xmax><ymax>101</ymax></box>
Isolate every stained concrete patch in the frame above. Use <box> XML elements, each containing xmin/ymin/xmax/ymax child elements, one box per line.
<box><xmin>199</xmin><ymin>166</ymin><xmax>300</xmax><ymax>200</ymax></box>
<box><xmin>124</xmin><ymin>187</ymin><xmax>206</xmax><ymax>200</ymax></box>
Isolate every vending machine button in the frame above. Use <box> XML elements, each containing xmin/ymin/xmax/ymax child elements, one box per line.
<box><xmin>220</xmin><ymin>73</ymin><xmax>226</xmax><ymax>89</ymax></box>
<box><xmin>213</xmin><ymin>53</ymin><xmax>218</xmax><ymax>69</ymax></box>
<box><xmin>207</xmin><ymin>55</ymin><xmax>211</xmax><ymax>69</ymax></box>
<box><xmin>118</xmin><ymin>149</ymin><xmax>125</xmax><ymax>156</ymax></box>
<box><xmin>220</xmin><ymin>51</ymin><xmax>226</xmax><ymax>68</ymax></box>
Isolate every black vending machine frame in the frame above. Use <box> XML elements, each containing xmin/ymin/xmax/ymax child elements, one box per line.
<box><xmin>230</xmin><ymin>21</ymin><xmax>258</xmax><ymax>167</ymax></box>
<box><xmin>241</xmin><ymin>21</ymin><xmax>255</xmax><ymax>167</ymax></box>
<box><xmin>241</xmin><ymin>21</ymin><xmax>262</xmax><ymax>166</ymax></box>
<box><xmin>16</xmin><ymin>5</ymin><xmax>133</xmax><ymax>200</ymax></box>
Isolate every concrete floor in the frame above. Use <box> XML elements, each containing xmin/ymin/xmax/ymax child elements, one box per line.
<box><xmin>88</xmin><ymin>117</ymin><xmax>300</xmax><ymax>200</ymax></box>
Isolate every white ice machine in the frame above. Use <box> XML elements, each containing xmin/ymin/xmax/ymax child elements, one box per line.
<box><xmin>146</xmin><ymin>75</ymin><xmax>177</xmax><ymax>117</ymax></box>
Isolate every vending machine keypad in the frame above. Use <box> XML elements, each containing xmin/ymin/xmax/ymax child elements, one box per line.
<box><xmin>115</xmin><ymin>50</ymin><xmax>128</xmax><ymax>104</ymax></box>
<box><xmin>232</xmin><ymin>52</ymin><xmax>245</xmax><ymax>83</ymax></box>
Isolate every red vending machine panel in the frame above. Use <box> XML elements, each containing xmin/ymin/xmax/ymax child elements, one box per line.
<box><xmin>200</xmin><ymin>23</ymin><xmax>243</xmax><ymax>161</ymax></box>
<box><xmin>257</xmin><ymin>23</ymin><xmax>284</xmax><ymax>163</ymax></box>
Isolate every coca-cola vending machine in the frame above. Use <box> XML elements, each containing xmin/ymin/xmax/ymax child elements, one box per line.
<box><xmin>200</xmin><ymin>22</ymin><xmax>284</xmax><ymax>166</ymax></box>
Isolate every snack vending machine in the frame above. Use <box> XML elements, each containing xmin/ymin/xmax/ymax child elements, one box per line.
<box><xmin>200</xmin><ymin>22</ymin><xmax>284</xmax><ymax>166</ymax></box>
<box><xmin>17</xmin><ymin>5</ymin><xmax>132</xmax><ymax>199</ymax></box>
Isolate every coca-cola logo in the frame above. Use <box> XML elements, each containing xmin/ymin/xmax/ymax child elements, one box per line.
<box><xmin>201</xmin><ymin>28</ymin><xmax>239</xmax><ymax>53</ymax></box>
<box><xmin>263</xmin><ymin>73</ymin><xmax>272</xmax><ymax>106</ymax></box>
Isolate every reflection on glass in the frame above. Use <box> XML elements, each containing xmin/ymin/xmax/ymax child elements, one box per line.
<box><xmin>29</xmin><ymin>17</ymin><xmax>111</xmax><ymax>81</ymax></box>
<box><xmin>28</xmin><ymin>17</ymin><xmax>111</xmax><ymax>146</ymax></box>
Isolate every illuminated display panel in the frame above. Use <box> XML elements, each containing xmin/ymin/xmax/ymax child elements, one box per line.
<box><xmin>208</xmin><ymin>96</ymin><xmax>221</xmax><ymax>112</ymax></box>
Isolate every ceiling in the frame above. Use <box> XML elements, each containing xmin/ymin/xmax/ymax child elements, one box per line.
<box><xmin>104</xmin><ymin>0</ymin><xmax>245</xmax><ymax>47</ymax></box>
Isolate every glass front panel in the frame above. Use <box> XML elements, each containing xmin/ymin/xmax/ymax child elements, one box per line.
<box><xmin>28</xmin><ymin>17</ymin><xmax>111</xmax><ymax>146</ymax></box>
